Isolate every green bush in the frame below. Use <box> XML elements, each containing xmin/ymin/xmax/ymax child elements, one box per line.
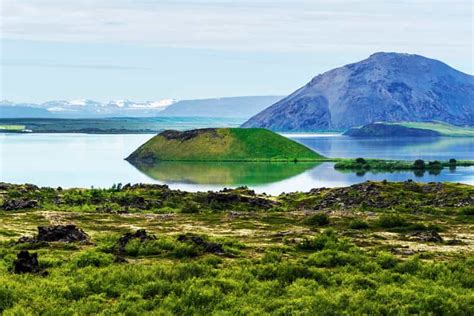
<box><xmin>376</xmin><ymin>214</ymin><xmax>409</xmax><ymax>229</ymax></box>
<box><xmin>308</xmin><ymin>249</ymin><xmax>360</xmax><ymax>267</ymax></box>
<box><xmin>349</xmin><ymin>219</ymin><xmax>369</xmax><ymax>229</ymax></box>
<box><xmin>73</xmin><ymin>250</ymin><xmax>115</xmax><ymax>268</ymax></box>
<box><xmin>413</xmin><ymin>159</ymin><xmax>425</xmax><ymax>169</ymax></box>
<box><xmin>0</xmin><ymin>285</ymin><xmax>14</xmax><ymax>312</ymax></box>
<box><xmin>303</xmin><ymin>213</ymin><xmax>330</xmax><ymax>226</ymax></box>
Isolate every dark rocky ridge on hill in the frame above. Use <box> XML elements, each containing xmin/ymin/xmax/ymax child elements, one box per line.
<box><xmin>242</xmin><ymin>52</ymin><xmax>474</xmax><ymax>131</ymax></box>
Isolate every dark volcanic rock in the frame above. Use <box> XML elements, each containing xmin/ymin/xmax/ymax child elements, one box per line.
<box><xmin>242</xmin><ymin>52</ymin><xmax>474</xmax><ymax>131</ymax></box>
<box><xmin>13</xmin><ymin>250</ymin><xmax>47</xmax><ymax>275</ymax></box>
<box><xmin>406</xmin><ymin>231</ymin><xmax>443</xmax><ymax>243</ymax></box>
<box><xmin>177</xmin><ymin>235</ymin><xmax>225</xmax><ymax>255</ymax></box>
<box><xmin>203</xmin><ymin>192</ymin><xmax>277</xmax><ymax>209</ymax></box>
<box><xmin>344</xmin><ymin>123</ymin><xmax>441</xmax><ymax>137</ymax></box>
<box><xmin>1</xmin><ymin>199</ymin><xmax>38</xmax><ymax>211</ymax></box>
<box><xmin>115</xmin><ymin>229</ymin><xmax>156</xmax><ymax>253</ymax></box>
<box><xmin>160</xmin><ymin>128</ymin><xmax>220</xmax><ymax>141</ymax></box>
<box><xmin>18</xmin><ymin>225</ymin><xmax>89</xmax><ymax>243</ymax></box>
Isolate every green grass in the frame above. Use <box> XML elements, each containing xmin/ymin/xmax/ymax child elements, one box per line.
<box><xmin>127</xmin><ymin>128</ymin><xmax>326</xmax><ymax>162</ymax></box>
<box><xmin>0</xmin><ymin>125</ymin><xmax>26</xmax><ymax>132</ymax></box>
<box><xmin>393</xmin><ymin>121</ymin><xmax>474</xmax><ymax>137</ymax></box>
<box><xmin>0</xmin><ymin>181</ymin><xmax>473</xmax><ymax>314</ymax></box>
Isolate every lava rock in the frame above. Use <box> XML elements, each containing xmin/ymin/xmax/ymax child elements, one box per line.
<box><xmin>115</xmin><ymin>229</ymin><xmax>156</xmax><ymax>253</ymax></box>
<box><xmin>13</xmin><ymin>250</ymin><xmax>47</xmax><ymax>275</ymax></box>
<box><xmin>177</xmin><ymin>235</ymin><xmax>224</xmax><ymax>255</ymax></box>
<box><xmin>406</xmin><ymin>230</ymin><xmax>443</xmax><ymax>243</ymax></box>
<box><xmin>17</xmin><ymin>225</ymin><xmax>89</xmax><ymax>243</ymax></box>
<box><xmin>1</xmin><ymin>199</ymin><xmax>38</xmax><ymax>211</ymax></box>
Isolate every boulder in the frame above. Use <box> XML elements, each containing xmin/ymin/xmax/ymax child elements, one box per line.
<box><xmin>1</xmin><ymin>199</ymin><xmax>38</xmax><ymax>211</ymax></box>
<box><xmin>13</xmin><ymin>250</ymin><xmax>47</xmax><ymax>275</ymax></box>
<box><xmin>18</xmin><ymin>225</ymin><xmax>89</xmax><ymax>243</ymax></box>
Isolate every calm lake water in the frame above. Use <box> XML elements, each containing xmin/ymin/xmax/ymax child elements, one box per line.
<box><xmin>1</xmin><ymin>133</ymin><xmax>473</xmax><ymax>194</ymax></box>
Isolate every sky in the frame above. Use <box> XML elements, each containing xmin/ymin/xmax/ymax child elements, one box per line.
<box><xmin>0</xmin><ymin>0</ymin><xmax>473</xmax><ymax>103</ymax></box>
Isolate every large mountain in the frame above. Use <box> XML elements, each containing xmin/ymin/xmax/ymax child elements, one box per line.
<box><xmin>242</xmin><ymin>52</ymin><xmax>474</xmax><ymax>131</ymax></box>
<box><xmin>158</xmin><ymin>96</ymin><xmax>283</xmax><ymax>118</ymax></box>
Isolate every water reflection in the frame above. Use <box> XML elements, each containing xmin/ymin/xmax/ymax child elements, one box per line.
<box><xmin>128</xmin><ymin>161</ymin><xmax>474</xmax><ymax>195</ymax></box>
<box><xmin>129</xmin><ymin>161</ymin><xmax>321</xmax><ymax>186</ymax></box>
<box><xmin>294</xmin><ymin>136</ymin><xmax>474</xmax><ymax>161</ymax></box>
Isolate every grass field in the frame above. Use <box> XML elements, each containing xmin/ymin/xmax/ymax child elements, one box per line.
<box><xmin>0</xmin><ymin>125</ymin><xmax>26</xmax><ymax>132</ymax></box>
<box><xmin>0</xmin><ymin>181</ymin><xmax>473</xmax><ymax>314</ymax></box>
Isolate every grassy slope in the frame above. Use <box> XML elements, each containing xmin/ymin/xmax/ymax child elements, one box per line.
<box><xmin>0</xmin><ymin>125</ymin><xmax>26</xmax><ymax>132</ymax></box>
<box><xmin>128</xmin><ymin>128</ymin><xmax>325</xmax><ymax>162</ymax></box>
<box><xmin>0</xmin><ymin>182</ymin><xmax>473</xmax><ymax>314</ymax></box>
<box><xmin>394</xmin><ymin>121</ymin><xmax>474</xmax><ymax>137</ymax></box>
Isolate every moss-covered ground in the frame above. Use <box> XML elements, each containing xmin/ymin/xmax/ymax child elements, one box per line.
<box><xmin>0</xmin><ymin>182</ymin><xmax>473</xmax><ymax>315</ymax></box>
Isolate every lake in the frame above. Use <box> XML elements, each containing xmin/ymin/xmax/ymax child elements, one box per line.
<box><xmin>1</xmin><ymin>133</ymin><xmax>473</xmax><ymax>194</ymax></box>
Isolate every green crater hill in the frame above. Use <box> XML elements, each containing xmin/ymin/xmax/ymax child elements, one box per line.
<box><xmin>126</xmin><ymin>128</ymin><xmax>325</xmax><ymax>162</ymax></box>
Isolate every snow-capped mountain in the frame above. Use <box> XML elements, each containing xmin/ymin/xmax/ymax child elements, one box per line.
<box><xmin>1</xmin><ymin>99</ymin><xmax>177</xmax><ymax>118</ymax></box>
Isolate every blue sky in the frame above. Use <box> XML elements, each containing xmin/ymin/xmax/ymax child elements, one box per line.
<box><xmin>1</xmin><ymin>0</ymin><xmax>472</xmax><ymax>103</ymax></box>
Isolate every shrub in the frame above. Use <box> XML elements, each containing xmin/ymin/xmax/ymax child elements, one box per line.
<box><xmin>449</xmin><ymin>158</ymin><xmax>457</xmax><ymax>165</ymax></box>
<box><xmin>355</xmin><ymin>158</ymin><xmax>367</xmax><ymax>164</ymax></box>
<box><xmin>349</xmin><ymin>219</ymin><xmax>369</xmax><ymax>229</ymax></box>
<box><xmin>376</xmin><ymin>252</ymin><xmax>399</xmax><ymax>269</ymax></box>
<box><xmin>428</xmin><ymin>161</ymin><xmax>442</xmax><ymax>169</ymax></box>
<box><xmin>413</xmin><ymin>159</ymin><xmax>425</xmax><ymax>169</ymax></box>
<box><xmin>308</xmin><ymin>249</ymin><xmax>359</xmax><ymax>267</ymax></box>
<box><xmin>376</xmin><ymin>214</ymin><xmax>409</xmax><ymax>229</ymax></box>
<box><xmin>73</xmin><ymin>250</ymin><xmax>115</xmax><ymax>268</ymax></box>
<box><xmin>459</xmin><ymin>206</ymin><xmax>474</xmax><ymax>216</ymax></box>
<box><xmin>303</xmin><ymin>213</ymin><xmax>330</xmax><ymax>226</ymax></box>
<box><xmin>0</xmin><ymin>285</ymin><xmax>14</xmax><ymax>312</ymax></box>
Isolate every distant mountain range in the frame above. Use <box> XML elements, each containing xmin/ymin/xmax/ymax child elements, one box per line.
<box><xmin>0</xmin><ymin>96</ymin><xmax>282</xmax><ymax>119</ymax></box>
<box><xmin>0</xmin><ymin>99</ymin><xmax>175</xmax><ymax>118</ymax></box>
<box><xmin>159</xmin><ymin>96</ymin><xmax>282</xmax><ymax>118</ymax></box>
<box><xmin>243</xmin><ymin>52</ymin><xmax>474</xmax><ymax>131</ymax></box>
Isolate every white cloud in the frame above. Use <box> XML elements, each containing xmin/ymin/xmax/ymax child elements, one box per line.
<box><xmin>1</xmin><ymin>0</ymin><xmax>472</xmax><ymax>57</ymax></box>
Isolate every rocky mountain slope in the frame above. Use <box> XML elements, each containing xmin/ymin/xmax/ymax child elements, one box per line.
<box><xmin>242</xmin><ymin>52</ymin><xmax>474</xmax><ymax>131</ymax></box>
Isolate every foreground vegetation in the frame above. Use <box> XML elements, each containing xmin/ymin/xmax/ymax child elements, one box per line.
<box><xmin>0</xmin><ymin>181</ymin><xmax>473</xmax><ymax>314</ymax></box>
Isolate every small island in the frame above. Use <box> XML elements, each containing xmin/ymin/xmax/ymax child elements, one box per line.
<box><xmin>126</xmin><ymin>128</ymin><xmax>325</xmax><ymax>162</ymax></box>
<box><xmin>345</xmin><ymin>122</ymin><xmax>474</xmax><ymax>137</ymax></box>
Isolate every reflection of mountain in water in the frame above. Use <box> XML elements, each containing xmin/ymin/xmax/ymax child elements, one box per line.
<box><xmin>129</xmin><ymin>161</ymin><xmax>320</xmax><ymax>186</ymax></box>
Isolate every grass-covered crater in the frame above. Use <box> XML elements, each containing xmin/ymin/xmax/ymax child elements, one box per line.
<box><xmin>126</xmin><ymin>128</ymin><xmax>325</xmax><ymax>162</ymax></box>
